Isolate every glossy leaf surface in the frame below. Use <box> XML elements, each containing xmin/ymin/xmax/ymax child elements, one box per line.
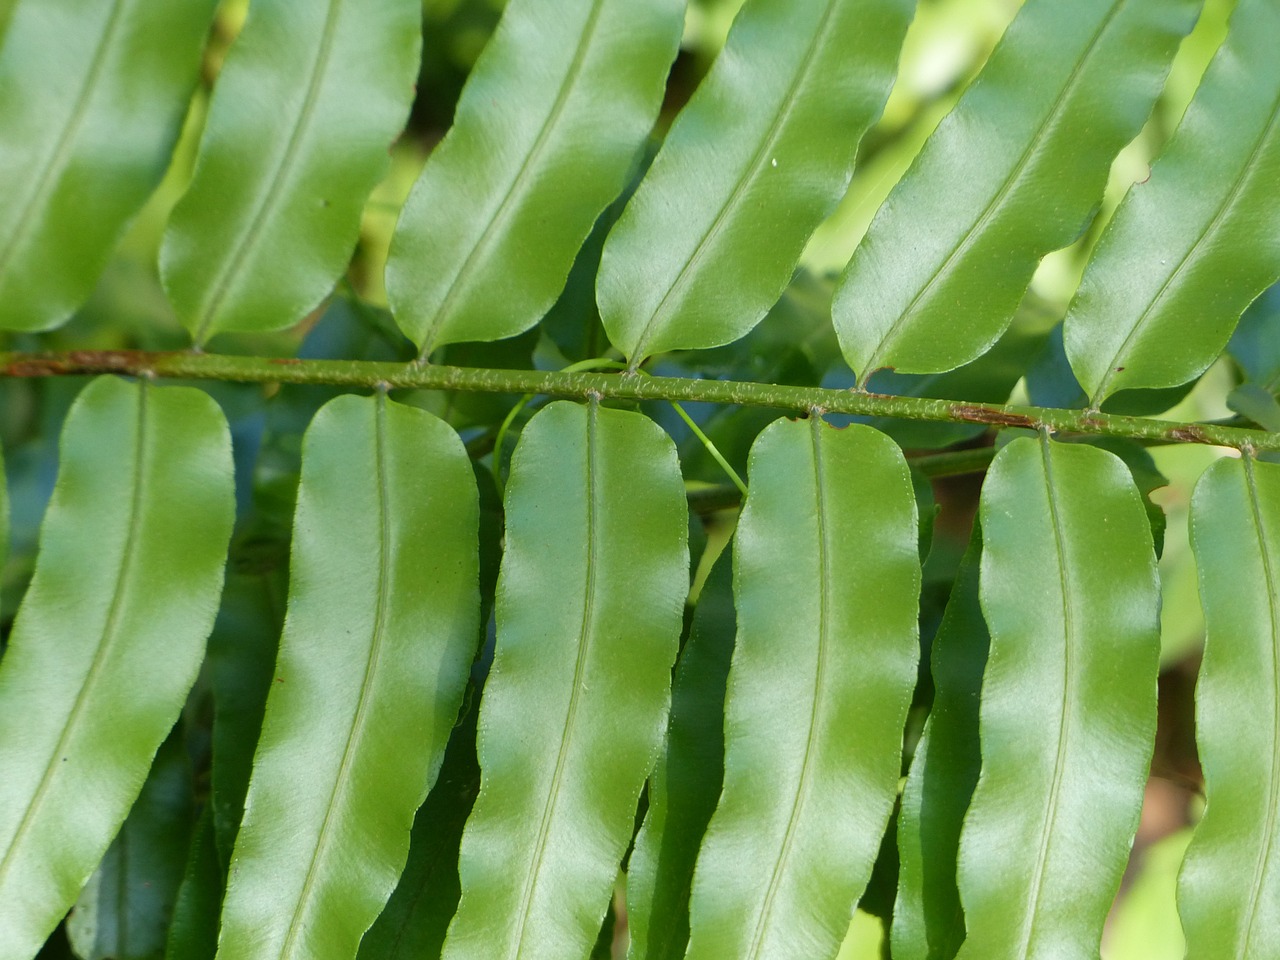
<box><xmin>893</xmin><ymin>526</ymin><xmax>987</xmax><ymax>960</ymax></box>
<box><xmin>684</xmin><ymin>417</ymin><xmax>920</xmax><ymax>960</ymax></box>
<box><xmin>627</xmin><ymin>548</ymin><xmax>735</xmax><ymax>960</ymax></box>
<box><xmin>1179</xmin><ymin>455</ymin><xmax>1280</xmax><ymax>957</ymax></box>
<box><xmin>442</xmin><ymin>401</ymin><xmax>688</xmax><ymax>960</ymax></box>
<box><xmin>215</xmin><ymin>394</ymin><xmax>479</xmax><ymax>960</ymax></box>
<box><xmin>832</xmin><ymin>0</ymin><xmax>1197</xmax><ymax>383</ymax></box>
<box><xmin>0</xmin><ymin>376</ymin><xmax>235</xmax><ymax>959</ymax></box>
<box><xmin>162</xmin><ymin>0</ymin><xmax>421</xmax><ymax>344</ymax></box>
<box><xmin>0</xmin><ymin>0</ymin><xmax>216</xmax><ymax>331</ymax></box>
<box><xmin>387</xmin><ymin>0</ymin><xmax>683</xmax><ymax>356</ymax></box>
<box><xmin>956</xmin><ymin>436</ymin><xmax>1160</xmax><ymax>959</ymax></box>
<box><xmin>1064</xmin><ymin>0</ymin><xmax>1280</xmax><ymax>404</ymax></box>
<box><xmin>597</xmin><ymin>0</ymin><xmax>912</xmax><ymax>367</ymax></box>
<box><xmin>65</xmin><ymin>730</ymin><xmax>194</xmax><ymax>960</ymax></box>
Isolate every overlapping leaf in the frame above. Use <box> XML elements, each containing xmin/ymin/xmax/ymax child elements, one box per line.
<box><xmin>955</xmin><ymin>436</ymin><xmax>1159</xmax><ymax>958</ymax></box>
<box><xmin>1064</xmin><ymin>0</ymin><xmax>1280</xmax><ymax>404</ymax></box>
<box><xmin>626</xmin><ymin>548</ymin><xmax>736</xmax><ymax>960</ymax></box>
<box><xmin>684</xmin><ymin>417</ymin><xmax>919</xmax><ymax>960</ymax></box>
<box><xmin>387</xmin><ymin>0</ymin><xmax>684</xmax><ymax>356</ymax></box>
<box><xmin>215</xmin><ymin>394</ymin><xmax>479</xmax><ymax>960</ymax></box>
<box><xmin>0</xmin><ymin>0</ymin><xmax>217</xmax><ymax>331</ymax></box>
<box><xmin>1179</xmin><ymin>455</ymin><xmax>1280</xmax><ymax>957</ymax></box>
<box><xmin>161</xmin><ymin>0</ymin><xmax>421</xmax><ymax>344</ymax></box>
<box><xmin>597</xmin><ymin>0</ymin><xmax>912</xmax><ymax>368</ymax></box>
<box><xmin>0</xmin><ymin>376</ymin><xmax>235</xmax><ymax>960</ymax></box>
<box><xmin>832</xmin><ymin>0</ymin><xmax>1198</xmax><ymax>383</ymax></box>
<box><xmin>893</xmin><ymin>526</ymin><xmax>987</xmax><ymax>960</ymax></box>
<box><xmin>441</xmin><ymin>401</ymin><xmax>687</xmax><ymax>960</ymax></box>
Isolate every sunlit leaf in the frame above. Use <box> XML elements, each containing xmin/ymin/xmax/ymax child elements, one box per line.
<box><xmin>0</xmin><ymin>376</ymin><xmax>235</xmax><ymax>959</ymax></box>
<box><xmin>833</xmin><ymin>0</ymin><xmax>1198</xmax><ymax>383</ymax></box>
<box><xmin>1179</xmin><ymin>454</ymin><xmax>1280</xmax><ymax>957</ymax></box>
<box><xmin>684</xmin><ymin>417</ymin><xmax>920</xmax><ymax>960</ymax></box>
<box><xmin>598</xmin><ymin>0</ymin><xmax>912</xmax><ymax>367</ymax></box>
<box><xmin>441</xmin><ymin>400</ymin><xmax>688</xmax><ymax>960</ymax></box>
<box><xmin>215</xmin><ymin>394</ymin><xmax>479</xmax><ymax>960</ymax></box>
<box><xmin>1063</xmin><ymin>0</ymin><xmax>1280</xmax><ymax>404</ymax></box>
<box><xmin>0</xmin><ymin>0</ymin><xmax>217</xmax><ymax>331</ymax></box>
<box><xmin>161</xmin><ymin>0</ymin><xmax>421</xmax><ymax>344</ymax></box>
<box><xmin>387</xmin><ymin>0</ymin><xmax>684</xmax><ymax>356</ymax></box>
<box><xmin>956</xmin><ymin>435</ymin><xmax>1160</xmax><ymax>957</ymax></box>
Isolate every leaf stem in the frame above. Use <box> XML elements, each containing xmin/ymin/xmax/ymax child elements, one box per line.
<box><xmin>2</xmin><ymin>350</ymin><xmax>1277</xmax><ymax>451</ymax></box>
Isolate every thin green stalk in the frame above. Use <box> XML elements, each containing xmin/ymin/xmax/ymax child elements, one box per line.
<box><xmin>2</xmin><ymin>350</ymin><xmax>1278</xmax><ymax>452</ymax></box>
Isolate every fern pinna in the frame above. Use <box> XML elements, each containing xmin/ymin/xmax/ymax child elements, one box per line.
<box><xmin>0</xmin><ymin>0</ymin><xmax>1278</xmax><ymax>957</ymax></box>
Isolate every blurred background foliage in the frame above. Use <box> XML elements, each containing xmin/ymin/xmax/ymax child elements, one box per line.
<box><xmin>2</xmin><ymin>0</ymin><xmax>1277</xmax><ymax>956</ymax></box>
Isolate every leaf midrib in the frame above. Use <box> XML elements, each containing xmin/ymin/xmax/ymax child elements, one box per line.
<box><xmin>191</xmin><ymin>0</ymin><xmax>346</xmax><ymax>345</ymax></box>
<box><xmin>858</xmin><ymin>0</ymin><xmax>1128</xmax><ymax>382</ymax></box>
<box><xmin>0</xmin><ymin>0</ymin><xmax>127</xmax><ymax>284</ymax></box>
<box><xmin>627</xmin><ymin>0</ymin><xmax>842</xmax><ymax>368</ymax></box>
<box><xmin>739</xmin><ymin>416</ymin><xmax>833</xmax><ymax>958</ymax></box>
<box><xmin>274</xmin><ymin>393</ymin><xmax>396</xmax><ymax>960</ymax></box>
<box><xmin>0</xmin><ymin>382</ymin><xmax>151</xmax><ymax>893</ymax></box>
<box><xmin>416</xmin><ymin>0</ymin><xmax>608</xmax><ymax>358</ymax></box>
<box><xmin>1239</xmin><ymin>453</ymin><xmax>1280</xmax><ymax>956</ymax></box>
<box><xmin>508</xmin><ymin>401</ymin><xmax>603</xmax><ymax>958</ymax></box>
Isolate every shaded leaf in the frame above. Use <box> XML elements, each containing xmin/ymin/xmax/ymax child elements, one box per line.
<box><xmin>162</xmin><ymin>0</ymin><xmax>422</xmax><ymax>344</ymax></box>
<box><xmin>893</xmin><ymin>525</ymin><xmax>987</xmax><ymax>960</ymax></box>
<box><xmin>1229</xmin><ymin>280</ymin><xmax>1280</xmax><ymax>393</ymax></box>
<box><xmin>441</xmin><ymin>401</ymin><xmax>688</xmax><ymax>960</ymax></box>
<box><xmin>387</xmin><ymin>0</ymin><xmax>684</xmax><ymax>356</ymax></box>
<box><xmin>626</xmin><ymin>548</ymin><xmax>736</xmax><ymax>960</ymax></box>
<box><xmin>1179</xmin><ymin>454</ymin><xmax>1280</xmax><ymax>958</ymax></box>
<box><xmin>215</xmin><ymin>394</ymin><xmax>479</xmax><ymax>960</ymax></box>
<box><xmin>1064</xmin><ymin>0</ymin><xmax>1280</xmax><ymax>404</ymax></box>
<box><xmin>598</xmin><ymin>0</ymin><xmax>912</xmax><ymax>367</ymax></box>
<box><xmin>0</xmin><ymin>0</ymin><xmax>217</xmax><ymax>331</ymax></box>
<box><xmin>956</xmin><ymin>435</ymin><xmax>1159</xmax><ymax>958</ymax></box>
<box><xmin>0</xmin><ymin>376</ymin><xmax>235</xmax><ymax>959</ymax></box>
<box><xmin>833</xmin><ymin>0</ymin><xmax>1198</xmax><ymax>383</ymax></box>
<box><xmin>684</xmin><ymin>417</ymin><xmax>920</xmax><ymax>960</ymax></box>
<box><xmin>165</xmin><ymin>811</ymin><xmax>221</xmax><ymax>960</ymax></box>
<box><xmin>66</xmin><ymin>730</ymin><xmax>195</xmax><ymax>960</ymax></box>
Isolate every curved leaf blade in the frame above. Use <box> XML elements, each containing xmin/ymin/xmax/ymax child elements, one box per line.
<box><xmin>626</xmin><ymin>547</ymin><xmax>736</xmax><ymax>960</ymax></box>
<box><xmin>1064</xmin><ymin>0</ymin><xmax>1280</xmax><ymax>404</ymax></box>
<box><xmin>161</xmin><ymin>0</ymin><xmax>421</xmax><ymax>345</ymax></box>
<box><xmin>1179</xmin><ymin>454</ymin><xmax>1280</xmax><ymax>957</ymax></box>
<box><xmin>214</xmin><ymin>394</ymin><xmax>479</xmax><ymax>960</ymax></box>
<box><xmin>0</xmin><ymin>376</ymin><xmax>235</xmax><ymax>959</ymax></box>
<box><xmin>892</xmin><ymin>524</ymin><xmax>988</xmax><ymax>960</ymax></box>
<box><xmin>684</xmin><ymin>417</ymin><xmax>920</xmax><ymax>960</ymax></box>
<box><xmin>387</xmin><ymin>0</ymin><xmax>683</xmax><ymax>357</ymax></box>
<box><xmin>956</xmin><ymin>436</ymin><xmax>1159</xmax><ymax>958</ymax></box>
<box><xmin>832</xmin><ymin>0</ymin><xmax>1198</xmax><ymax>384</ymax></box>
<box><xmin>597</xmin><ymin>0</ymin><xmax>912</xmax><ymax>368</ymax></box>
<box><xmin>0</xmin><ymin>0</ymin><xmax>217</xmax><ymax>332</ymax></box>
<box><xmin>441</xmin><ymin>400</ymin><xmax>688</xmax><ymax>960</ymax></box>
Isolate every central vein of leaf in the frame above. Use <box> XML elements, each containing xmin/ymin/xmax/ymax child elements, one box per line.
<box><xmin>510</xmin><ymin>401</ymin><xmax>603</xmax><ymax>958</ymax></box>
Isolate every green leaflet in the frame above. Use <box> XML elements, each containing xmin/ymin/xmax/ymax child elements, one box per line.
<box><xmin>0</xmin><ymin>376</ymin><xmax>235</xmax><ymax>960</ymax></box>
<box><xmin>597</xmin><ymin>0</ymin><xmax>911</xmax><ymax>368</ymax></box>
<box><xmin>0</xmin><ymin>0</ymin><xmax>217</xmax><ymax>332</ymax></box>
<box><xmin>65</xmin><ymin>730</ymin><xmax>194</xmax><ymax>960</ymax></box>
<box><xmin>832</xmin><ymin>0</ymin><xmax>1198</xmax><ymax>385</ymax></box>
<box><xmin>1064</xmin><ymin>0</ymin><xmax>1280</xmax><ymax>405</ymax></box>
<box><xmin>0</xmin><ymin>438</ymin><xmax>7</xmax><ymax>574</ymax></box>
<box><xmin>1179</xmin><ymin>454</ymin><xmax>1280</xmax><ymax>957</ymax></box>
<box><xmin>215</xmin><ymin>394</ymin><xmax>479</xmax><ymax>960</ymax></box>
<box><xmin>161</xmin><ymin>0</ymin><xmax>421</xmax><ymax>345</ymax></box>
<box><xmin>166</xmin><ymin>811</ymin><xmax>221</xmax><ymax>960</ymax></box>
<box><xmin>441</xmin><ymin>400</ymin><xmax>688</xmax><ymax>960</ymax></box>
<box><xmin>386</xmin><ymin>0</ymin><xmax>683</xmax><ymax>357</ymax></box>
<box><xmin>684</xmin><ymin>417</ymin><xmax>920</xmax><ymax>960</ymax></box>
<box><xmin>627</xmin><ymin>547</ymin><xmax>736</xmax><ymax>960</ymax></box>
<box><xmin>956</xmin><ymin>435</ymin><xmax>1159</xmax><ymax>959</ymax></box>
<box><xmin>893</xmin><ymin>524</ymin><xmax>988</xmax><ymax>960</ymax></box>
